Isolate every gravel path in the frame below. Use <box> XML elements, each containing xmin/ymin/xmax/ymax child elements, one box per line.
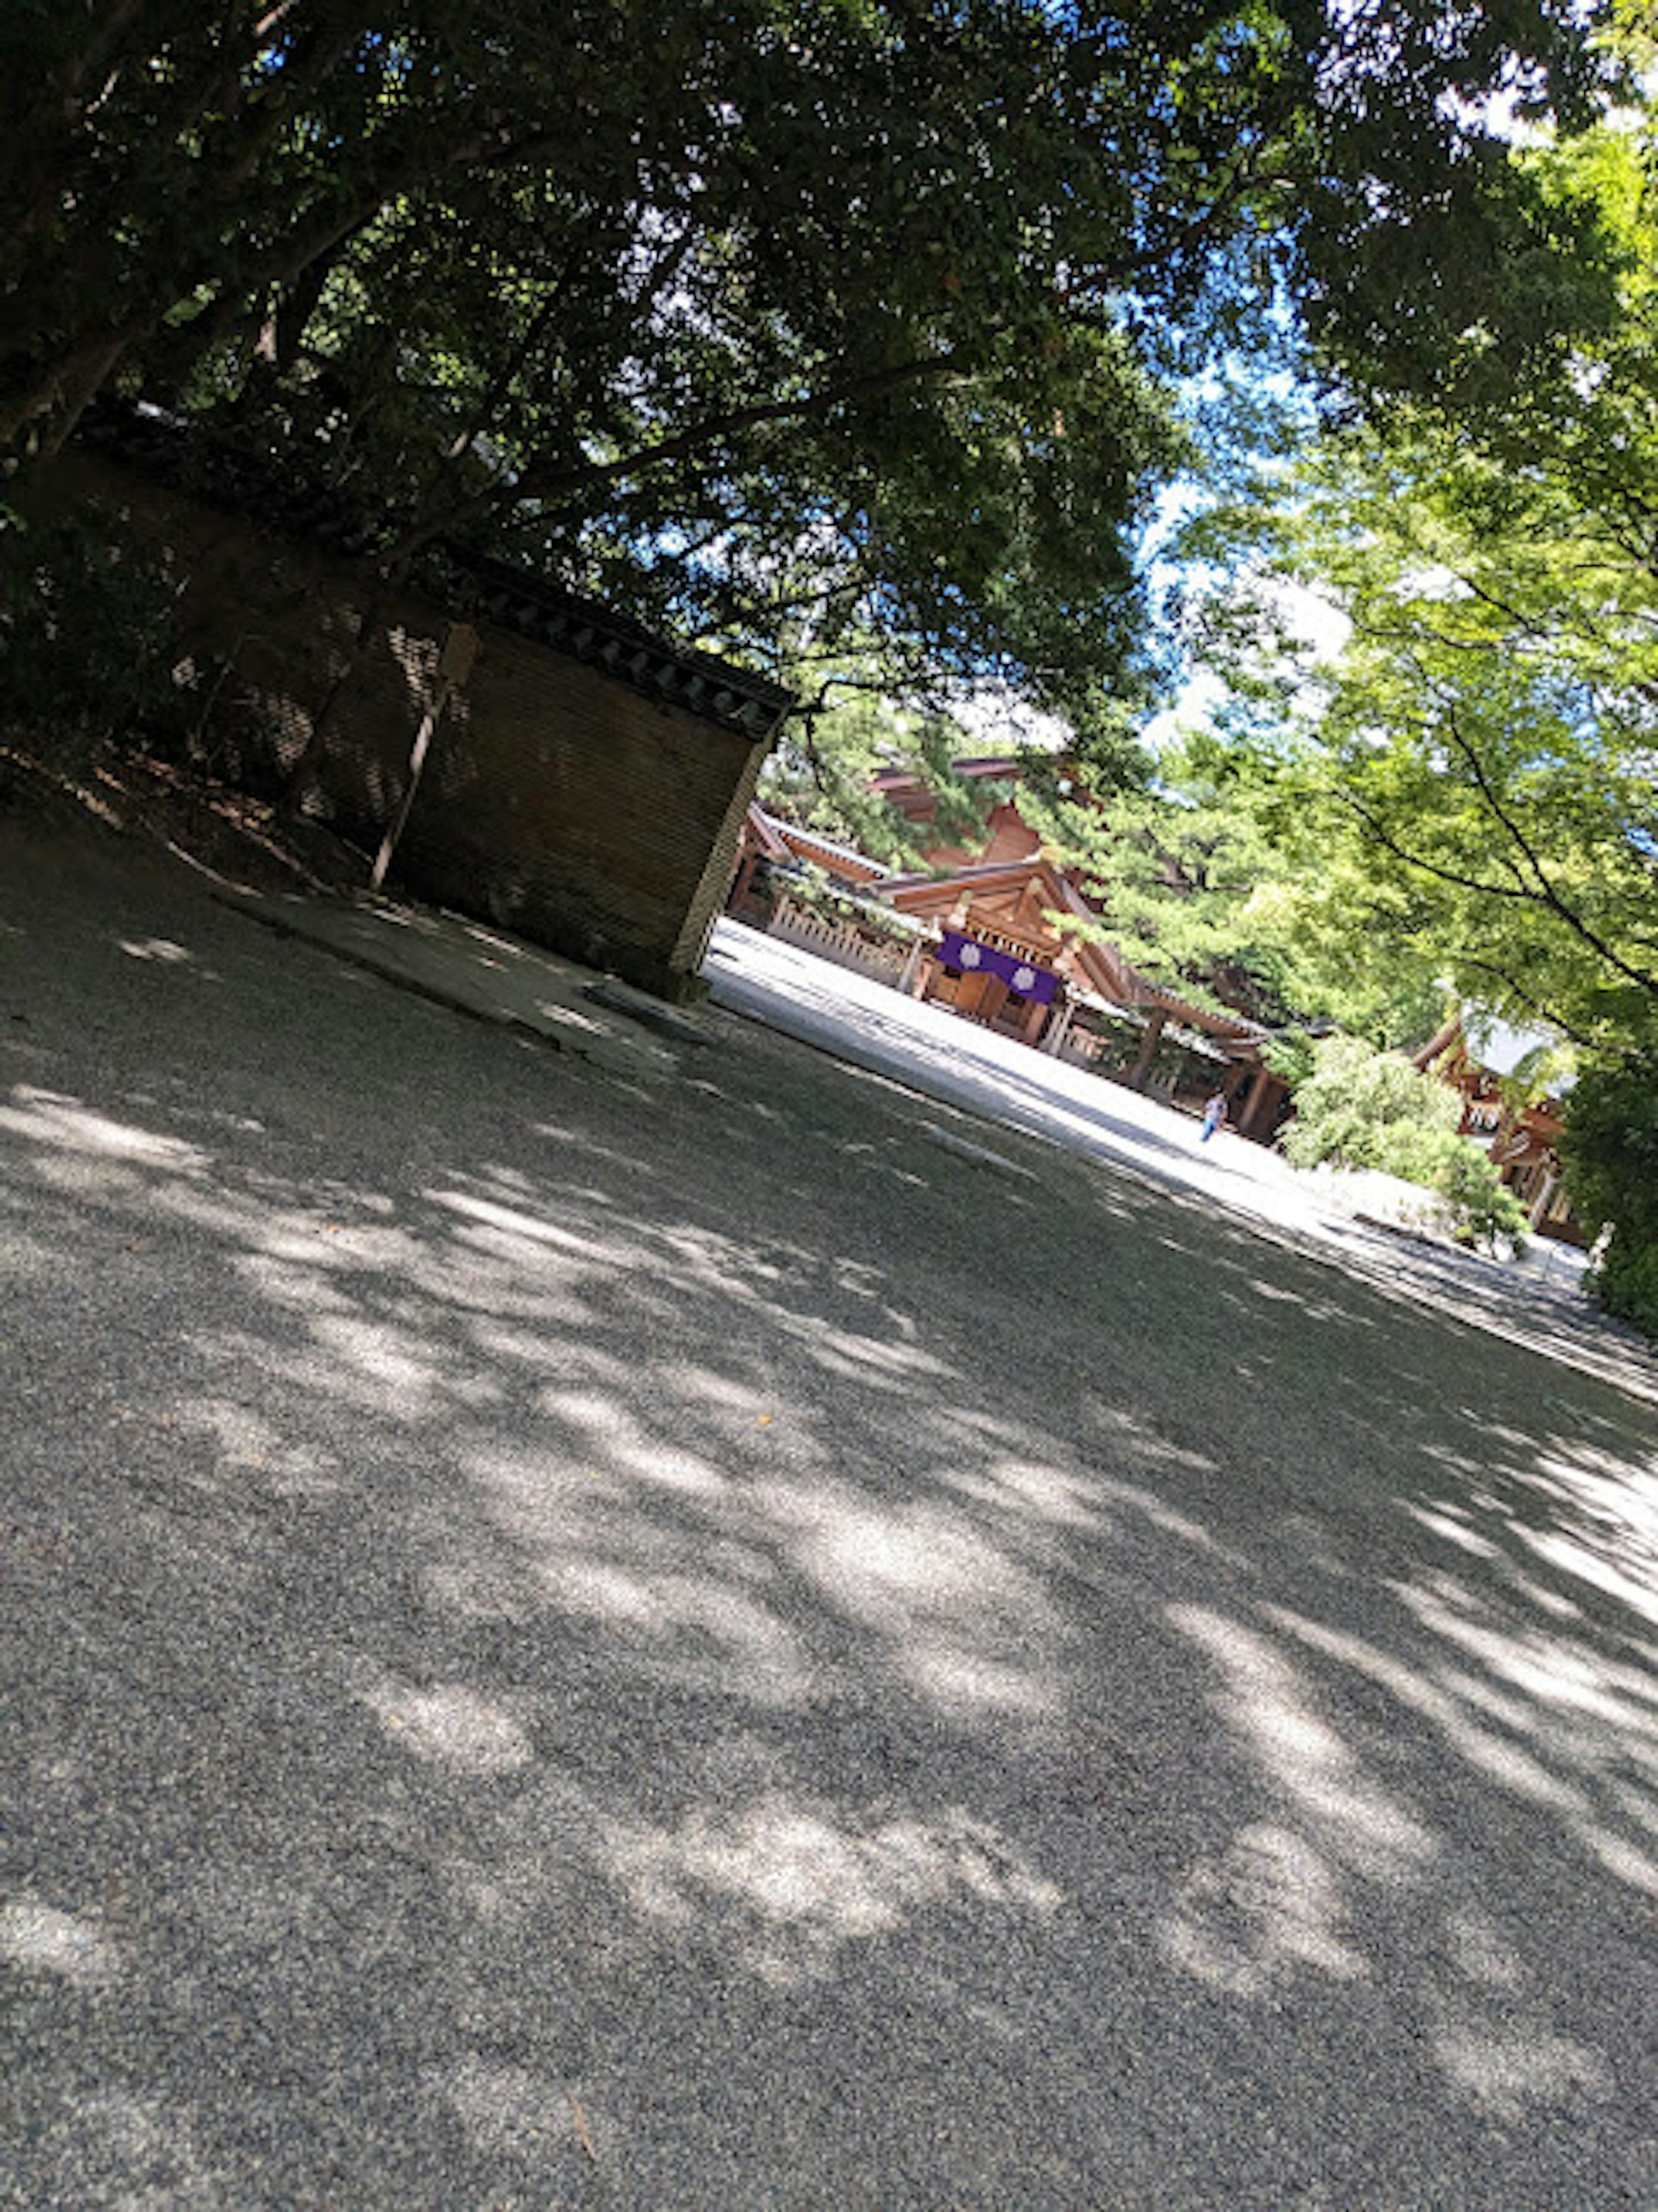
<box><xmin>4</xmin><ymin>818</ymin><xmax>1657</xmax><ymax>2208</ymax></box>
<box><xmin>704</xmin><ymin>924</ymin><xmax>1637</xmax><ymax>1399</ymax></box>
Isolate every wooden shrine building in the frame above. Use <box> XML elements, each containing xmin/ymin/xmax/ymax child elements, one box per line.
<box><xmin>1414</xmin><ymin>1015</ymin><xmax>1590</xmax><ymax>1245</ymax></box>
<box><xmin>729</xmin><ymin>762</ymin><xmax>1291</xmax><ymax>1139</ymax></box>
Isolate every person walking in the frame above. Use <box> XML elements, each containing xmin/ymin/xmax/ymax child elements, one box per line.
<box><xmin>1200</xmin><ymin>1090</ymin><xmax>1228</xmax><ymax>1142</ymax></box>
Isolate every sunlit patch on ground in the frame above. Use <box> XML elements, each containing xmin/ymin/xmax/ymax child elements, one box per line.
<box><xmin>602</xmin><ymin>1795</ymin><xmax>1063</xmax><ymax>1986</ymax></box>
<box><xmin>1</xmin><ymin>1897</ymin><xmax>120</xmax><ymax>1987</ymax></box>
<box><xmin>363</xmin><ymin>1677</ymin><xmax>536</xmax><ymax>1775</ymax></box>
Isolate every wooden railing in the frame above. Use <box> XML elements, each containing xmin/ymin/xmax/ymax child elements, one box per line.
<box><xmin>767</xmin><ymin>900</ymin><xmax>914</xmax><ymax>987</ymax></box>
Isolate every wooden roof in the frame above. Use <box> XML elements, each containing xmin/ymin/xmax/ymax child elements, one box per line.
<box><xmin>876</xmin><ymin>854</ymin><xmax>1263</xmax><ymax>1044</ymax></box>
<box><xmin>743</xmin><ymin>804</ymin><xmax>891</xmax><ymax>883</ymax></box>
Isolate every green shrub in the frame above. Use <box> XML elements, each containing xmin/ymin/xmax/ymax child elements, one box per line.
<box><xmin>1561</xmin><ymin>1048</ymin><xmax>1658</xmax><ymax>1340</ymax></box>
<box><xmin>1279</xmin><ymin>1032</ymin><xmax>1529</xmax><ymax>1251</ymax></box>
<box><xmin>1421</xmin><ymin>1130</ymin><xmax>1531</xmax><ymax>1253</ymax></box>
<box><xmin>1370</xmin><ymin>1119</ymin><xmax>1458</xmax><ymax>1185</ymax></box>
<box><xmin>1278</xmin><ymin>1034</ymin><xmax>1459</xmax><ymax>1172</ymax></box>
<box><xmin>1586</xmin><ymin>1237</ymin><xmax>1658</xmax><ymax>1341</ymax></box>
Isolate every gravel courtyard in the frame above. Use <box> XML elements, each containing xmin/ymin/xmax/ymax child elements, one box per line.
<box><xmin>4</xmin><ymin>816</ymin><xmax>1656</xmax><ymax>2207</ymax></box>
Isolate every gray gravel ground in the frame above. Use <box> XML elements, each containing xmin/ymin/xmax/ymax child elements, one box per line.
<box><xmin>4</xmin><ymin>815</ymin><xmax>1657</xmax><ymax>2209</ymax></box>
<box><xmin>702</xmin><ymin>924</ymin><xmax>1626</xmax><ymax>1389</ymax></box>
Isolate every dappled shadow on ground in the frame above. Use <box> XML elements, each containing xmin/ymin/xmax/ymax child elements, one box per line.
<box><xmin>5</xmin><ymin>846</ymin><xmax>1658</xmax><ymax>2206</ymax></box>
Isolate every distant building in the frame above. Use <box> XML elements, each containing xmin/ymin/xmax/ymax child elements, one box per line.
<box><xmin>729</xmin><ymin>763</ymin><xmax>1291</xmax><ymax>1139</ymax></box>
<box><xmin>1414</xmin><ymin>1014</ymin><xmax>1588</xmax><ymax>1245</ymax></box>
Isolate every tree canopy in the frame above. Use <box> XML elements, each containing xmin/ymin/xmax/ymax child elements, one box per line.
<box><xmin>1161</xmin><ymin>115</ymin><xmax>1658</xmax><ymax>1058</ymax></box>
<box><xmin>1009</xmin><ymin>732</ymin><xmax>1313</xmax><ymax>1025</ymax></box>
<box><xmin>0</xmin><ymin>0</ymin><xmax>1626</xmax><ymax>723</ymax></box>
<box><xmin>1043</xmin><ymin>89</ymin><xmax>1658</xmax><ymax>1328</ymax></box>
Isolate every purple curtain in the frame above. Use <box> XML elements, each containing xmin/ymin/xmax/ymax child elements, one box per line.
<box><xmin>938</xmin><ymin>930</ymin><xmax>1059</xmax><ymax>1005</ymax></box>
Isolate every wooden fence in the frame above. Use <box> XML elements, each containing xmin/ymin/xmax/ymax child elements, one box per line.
<box><xmin>766</xmin><ymin>900</ymin><xmax>916</xmax><ymax>989</ymax></box>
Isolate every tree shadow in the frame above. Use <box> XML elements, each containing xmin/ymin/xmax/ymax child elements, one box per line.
<box><xmin>5</xmin><ymin>842</ymin><xmax>1657</xmax><ymax>2206</ymax></box>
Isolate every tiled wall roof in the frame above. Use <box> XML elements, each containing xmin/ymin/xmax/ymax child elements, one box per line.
<box><xmin>79</xmin><ymin>398</ymin><xmax>794</xmax><ymax>741</ymax></box>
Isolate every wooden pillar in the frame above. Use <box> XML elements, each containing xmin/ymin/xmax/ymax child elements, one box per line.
<box><xmin>1236</xmin><ymin>1065</ymin><xmax>1277</xmax><ymax>1140</ymax></box>
<box><xmin>1128</xmin><ymin>1005</ymin><xmax>1167</xmax><ymax>1090</ymax></box>
<box><xmin>1043</xmin><ymin>951</ymin><xmax>1076</xmax><ymax>1056</ymax></box>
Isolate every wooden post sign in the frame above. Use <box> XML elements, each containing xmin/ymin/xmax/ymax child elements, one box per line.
<box><xmin>438</xmin><ymin>621</ymin><xmax>480</xmax><ymax>689</ymax></box>
<box><xmin>370</xmin><ymin>622</ymin><xmax>480</xmax><ymax>892</ymax></box>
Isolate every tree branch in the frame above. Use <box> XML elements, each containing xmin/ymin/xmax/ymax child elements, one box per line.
<box><xmin>1335</xmin><ymin>787</ymin><xmax>1546</xmax><ymax>903</ymax></box>
<box><xmin>377</xmin><ymin>347</ymin><xmax>975</xmax><ymax>566</ymax></box>
<box><xmin>1434</xmin><ymin>698</ymin><xmax>1658</xmax><ymax>1000</ymax></box>
<box><xmin>1452</xmin><ymin>956</ymin><xmax>1597</xmax><ymax>1050</ymax></box>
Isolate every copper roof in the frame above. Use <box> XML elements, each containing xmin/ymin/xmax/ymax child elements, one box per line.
<box><xmin>877</xmin><ymin>855</ymin><xmax>1266</xmax><ymax>1042</ymax></box>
